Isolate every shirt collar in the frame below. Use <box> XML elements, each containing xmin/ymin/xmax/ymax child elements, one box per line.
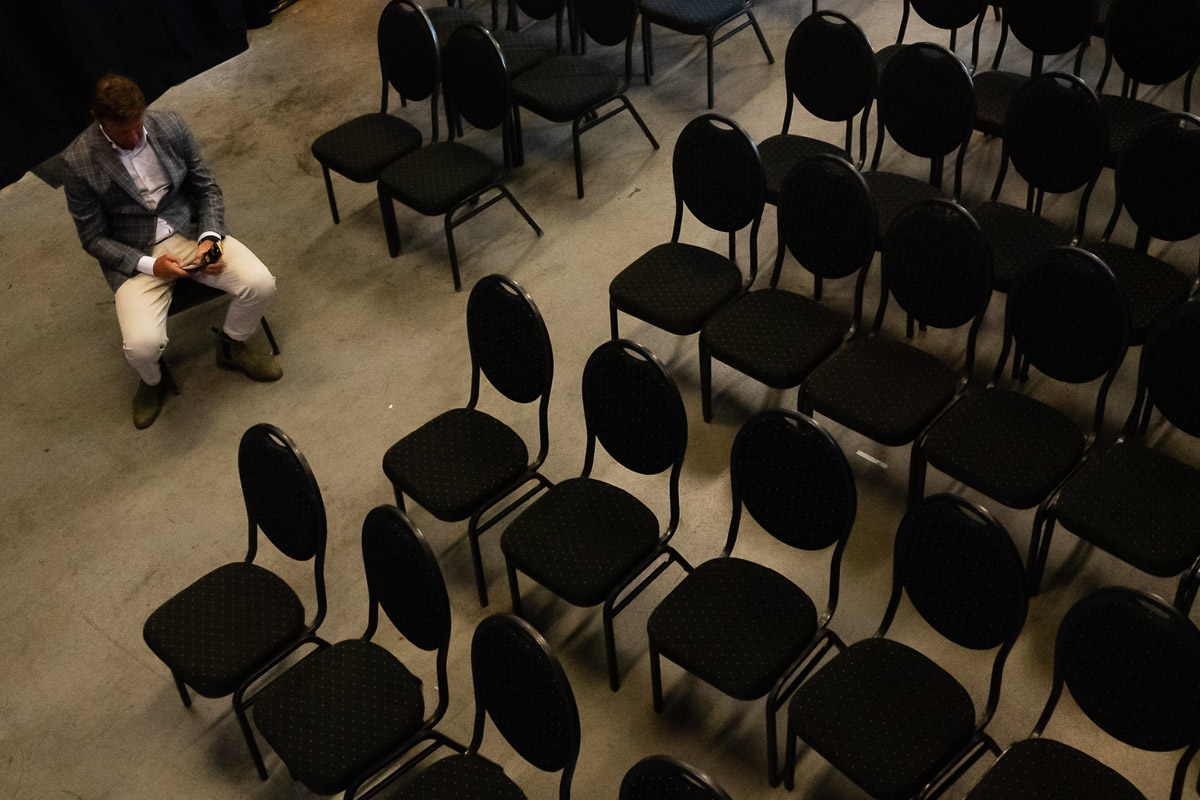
<box><xmin>99</xmin><ymin>123</ymin><xmax>149</xmax><ymax>157</ymax></box>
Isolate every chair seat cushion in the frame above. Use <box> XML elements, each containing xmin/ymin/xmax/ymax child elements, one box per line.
<box><xmin>973</xmin><ymin>70</ymin><xmax>1025</xmax><ymax>138</ymax></box>
<box><xmin>391</xmin><ymin>754</ymin><xmax>527</xmax><ymax>800</ymax></box>
<box><xmin>640</xmin><ymin>0</ymin><xmax>746</xmax><ymax>34</ymax></box>
<box><xmin>862</xmin><ymin>171</ymin><xmax>943</xmax><ymax>242</ymax></box>
<box><xmin>923</xmin><ymin>388</ymin><xmax>1086</xmax><ymax>509</ymax></box>
<box><xmin>648</xmin><ymin>557</ymin><xmax>818</xmax><ymax>700</ymax></box>
<box><xmin>383</xmin><ymin>407</ymin><xmax>529</xmax><ymax>522</ymax></box>
<box><xmin>512</xmin><ymin>56</ymin><xmax>619</xmax><ymax>122</ymax></box>
<box><xmin>805</xmin><ymin>336</ymin><xmax>958</xmax><ymax>446</ymax></box>
<box><xmin>253</xmin><ymin>639</ymin><xmax>427</xmax><ymax>795</ymax></box>
<box><xmin>501</xmin><ymin>477</ymin><xmax>660</xmax><ymax>607</ymax></box>
<box><xmin>427</xmin><ymin>6</ymin><xmax>480</xmax><ymax>47</ymax></box>
<box><xmin>702</xmin><ymin>288</ymin><xmax>848</xmax><ymax>389</ymax></box>
<box><xmin>143</xmin><ymin>562</ymin><xmax>306</xmax><ymax>698</ymax></box>
<box><xmin>974</xmin><ymin>202</ymin><xmax>1072</xmax><ymax>292</ymax></box>
<box><xmin>1054</xmin><ymin>440</ymin><xmax>1200</xmax><ymax>577</ymax></box>
<box><xmin>789</xmin><ymin>637</ymin><xmax>977</xmax><ymax>800</ymax></box>
<box><xmin>492</xmin><ymin>30</ymin><xmax>554</xmax><ymax>78</ymax></box>
<box><xmin>379</xmin><ymin>142</ymin><xmax>500</xmax><ymax>217</ymax></box>
<box><xmin>169</xmin><ymin>278</ymin><xmax>226</xmax><ymax>315</ymax></box>
<box><xmin>1101</xmin><ymin>94</ymin><xmax>1168</xmax><ymax>167</ymax></box>
<box><xmin>1087</xmin><ymin>241</ymin><xmax>1192</xmax><ymax>345</ymax></box>
<box><xmin>610</xmin><ymin>242</ymin><xmax>744</xmax><ymax>335</ymax></box>
<box><xmin>965</xmin><ymin>738</ymin><xmax>1147</xmax><ymax>800</ymax></box>
<box><xmin>311</xmin><ymin>113</ymin><xmax>423</xmax><ymax>183</ymax></box>
<box><xmin>758</xmin><ymin>134</ymin><xmax>846</xmax><ymax>204</ymax></box>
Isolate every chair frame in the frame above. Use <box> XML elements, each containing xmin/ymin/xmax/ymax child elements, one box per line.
<box><xmin>620</xmin><ymin>755</ymin><xmax>734</xmax><ymax>800</ymax></box>
<box><xmin>884</xmin><ymin>0</ymin><xmax>990</xmax><ymax>75</ymax></box>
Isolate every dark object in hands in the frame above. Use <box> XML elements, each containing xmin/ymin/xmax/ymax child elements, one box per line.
<box><xmin>187</xmin><ymin>239</ymin><xmax>223</xmax><ymax>270</ymax></box>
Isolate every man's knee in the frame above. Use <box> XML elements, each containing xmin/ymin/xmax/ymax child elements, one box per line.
<box><xmin>233</xmin><ymin>269</ymin><xmax>277</xmax><ymax>304</ymax></box>
<box><xmin>123</xmin><ymin>333</ymin><xmax>168</xmax><ymax>365</ymax></box>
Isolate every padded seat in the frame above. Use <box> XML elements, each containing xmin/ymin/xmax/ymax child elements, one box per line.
<box><xmin>1087</xmin><ymin>241</ymin><xmax>1192</xmax><ymax>344</ymax></box>
<box><xmin>806</xmin><ymin>337</ymin><xmax>958</xmax><ymax>446</ymax></box>
<box><xmin>379</xmin><ymin>142</ymin><xmax>500</xmax><ymax>217</ymax></box>
<box><xmin>640</xmin><ymin>0</ymin><xmax>746</xmax><ymax>34</ymax></box>
<box><xmin>1054</xmin><ymin>440</ymin><xmax>1200</xmax><ymax>577</ymax></box>
<box><xmin>965</xmin><ymin>738</ymin><xmax>1147</xmax><ymax>800</ymax></box>
<box><xmin>972</xmin><ymin>70</ymin><xmax>1025</xmax><ymax>138</ymax></box>
<box><xmin>788</xmin><ymin>637</ymin><xmax>976</xmax><ymax>800</ymax></box>
<box><xmin>649</xmin><ymin>557</ymin><xmax>817</xmax><ymax>700</ymax></box>
<box><xmin>501</xmin><ymin>477</ymin><xmax>660</xmax><ymax>607</ymax></box>
<box><xmin>609</xmin><ymin>243</ymin><xmax>744</xmax><ymax>335</ymax></box>
<box><xmin>1100</xmin><ymin>94</ymin><xmax>1167</xmax><ymax>166</ymax></box>
<box><xmin>382</xmin><ymin>407</ymin><xmax>529</xmax><ymax>521</ymax></box>
<box><xmin>974</xmin><ymin>201</ymin><xmax>1073</xmax><ymax>291</ymax></box>
<box><xmin>758</xmin><ymin>134</ymin><xmax>846</xmax><ymax>204</ymax></box>
<box><xmin>923</xmin><ymin>388</ymin><xmax>1085</xmax><ymax>509</ymax></box>
<box><xmin>862</xmin><ymin>171</ymin><xmax>943</xmax><ymax>241</ymax></box>
<box><xmin>253</xmin><ymin>639</ymin><xmax>426</xmax><ymax>795</ymax></box>
<box><xmin>143</xmin><ymin>562</ymin><xmax>306</xmax><ymax>698</ymax></box>
<box><xmin>512</xmin><ymin>57</ymin><xmax>620</xmax><ymax>121</ymax></box>
<box><xmin>311</xmin><ymin>114</ymin><xmax>423</xmax><ymax>182</ymax></box>
<box><xmin>703</xmin><ymin>288</ymin><xmax>847</xmax><ymax>388</ymax></box>
<box><xmin>392</xmin><ymin>754</ymin><xmax>527</xmax><ymax>799</ymax></box>
<box><xmin>491</xmin><ymin>30</ymin><xmax>554</xmax><ymax>78</ymax></box>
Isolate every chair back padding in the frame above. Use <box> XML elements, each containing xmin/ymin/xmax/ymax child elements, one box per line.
<box><xmin>882</xmin><ymin>199</ymin><xmax>992</xmax><ymax>329</ymax></box>
<box><xmin>1055</xmin><ymin>587</ymin><xmax>1200</xmax><ymax>750</ymax></box>
<box><xmin>577</xmin><ymin>0</ymin><xmax>638</xmax><ymax>47</ymax></box>
<box><xmin>619</xmin><ymin>755</ymin><xmax>733</xmax><ymax>800</ymax></box>
<box><xmin>582</xmin><ymin>340</ymin><xmax>687</xmax><ymax>476</ymax></box>
<box><xmin>894</xmin><ymin>494</ymin><xmax>1027</xmax><ymax>650</ymax></box>
<box><xmin>673</xmin><ymin>114</ymin><xmax>766</xmax><ymax>233</ymax></box>
<box><xmin>1005</xmin><ymin>73</ymin><xmax>1106</xmax><ymax>195</ymax></box>
<box><xmin>238</xmin><ymin>423</ymin><xmax>326</xmax><ymax>562</ymax></box>
<box><xmin>877</xmin><ymin>43</ymin><xmax>975</xmax><ymax>159</ymax></box>
<box><xmin>730</xmin><ymin>410</ymin><xmax>856</xmax><ymax>551</ymax></box>
<box><xmin>1142</xmin><ymin>300</ymin><xmax>1200</xmax><ymax>437</ymax></box>
<box><xmin>1116</xmin><ymin>112</ymin><xmax>1200</xmax><ymax>242</ymax></box>
<box><xmin>466</xmin><ymin>274</ymin><xmax>553</xmax><ymax>404</ymax></box>
<box><xmin>779</xmin><ymin>154</ymin><xmax>877</xmax><ymax>280</ymax></box>
<box><xmin>1107</xmin><ymin>0</ymin><xmax>1200</xmax><ymax>86</ymax></box>
<box><xmin>785</xmin><ymin>12</ymin><xmax>876</xmax><ymax>122</ymax></box>
<box><xmin>910</xmin><ymin>0</ymin><xmax>990</xmax><ymax>31</ymax></box>
<box><xmin>514</xmin><ymin>0</ymin><xmax>560</xmax><ymax>22</ymax></box>
<box><xmin>1003</xmin><ymin>0</ymin><xmax>1097</xmax><ymax>55</ymax></box>
<box><xmin>444</xmin><ymin>25</ymin><xmax>510</xmax><ymax>132</ymax></box>
<box><xmin>1006</xmin><ymin>247</ymin><xmax>1128</xmax><ymax>384</ymax></box>
<box><xmin>361</xmin><ymin>506</ymin><xmax>450</xmax><ymax>651</ymax></box>
<box><xmin>380</xmin><ymin>0</ymin><xmax>440</xmax><ymax>102</ymax></box>
<box><xmin>471</xmin><ymin>614</ymin><xmax>580</xmax><ymax>771</ymax></box>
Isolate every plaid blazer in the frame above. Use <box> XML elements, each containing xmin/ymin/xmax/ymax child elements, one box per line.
<box><xmin>62</xmin><ymin>110</ymin><xmax>226</xmax><ymax>293</ymax></box>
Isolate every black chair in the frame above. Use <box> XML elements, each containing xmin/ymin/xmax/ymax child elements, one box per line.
<box><xmin>609</xmin><ymin>114</ymin><xmax>765</xmax><ymax>341</ymax></box>
<box><xmin>913</xmin><ymin>247</ymin><xmax>1129</xmax><ymax>549</ymax></box>
<box><xmin>758</xmin><ymin>11</ymin><xmax>877</xmax><ymax>203</ymax></box>
<box><xmin>1031</xmin><ymin>301</ymin><xmax>1200</xmax><ymax>607</ymax></box>
<box><xmin>143</xmin><ymin>423</ymin><xmax>328</xmax><ymax>780</ymax></box>
<box><xmin>502</xmin><ymin>339</ymin><xmax>689</xmax><ymax>690</ymax></box>
<box><xmin>377</xmin><ymin>25</ymin><xmax>542</xmax><ymax>291</ymax></box>
<box><xmin>311</xmin><ymin>0</ymin><xmax>433</xmax><ymax>225</ymax></box>
<box><xmin>700</xmin><ymin>154</ymin><xmax>876</xmax><ymax>423</ymax></box>
<box><xmin>1094</xmin><ymin>0</ymin><xmax>1200</xmax><ymax>167</ymax></box>
<box><xmin>971</xmin><ymin>72</ymin><xmax>1106</xmax><ymax>293</ymax></box>
<box><xmin>1086</xmin><ymin>112</ymin><xmax>1200</xmax><ymax>344</ymax></box>
<box><xmin>490</xmin><ymin>0</ymin><xmax>562</xmax><ymax>79</ymax></box>
<box><xmin>963</xmin><ymin>587</ymin><xmax>1200</xmax><ymax>800</ymax></box>
<box><xmin>864</xmin><ymin>43</ymin><xmax>975</xmax><ymax>244</ymax></box>
<box><xmin>647</xmin><ymin>410</ymin><xmax>857</xmax><ymax>786</ymax></box>
<box><xmin>620</xmin><ymin>755</ymin><xmax>734</xmax><ymax>800</ymax></box>
<box><xmin>801</xmin><ymin>199</ymin><xmax>992</xmax><ymax>471</ymax></box>
<box><xmin>639</xmin><ymin>0</ymin><xmax>774</xmax><ymax>109</ymax></box>
<box><xmin>252</xmin><ymin>506</ymin><xmax>462</xmax><ymax>798</ymax></box>
<box><xmin>387</xmin><ymin>614</ymin><xmax>581</xmax><ymax>799</ymax></box>
<box><xmin>874</xmin><ymin>0</ymin><xmax>990</xmax><ymax>78</ymax></box>
<box><xmin>382</xmin><ymin>274</ymin><xmax>553</xmax><ymax>607</ymax></box>
<box><xmin>509</xmin><ymin>0</ymin><xmax>658</xmax><ymax>198</ymax></box>
<box><xmin>782</xmin><ymin>493</ymin><xmax>1028</xmax><ymax>799</ymax></box>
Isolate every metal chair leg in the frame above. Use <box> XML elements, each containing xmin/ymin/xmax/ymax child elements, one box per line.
<box><xmin>602</xmin><ymin>599</ymin><xmax>621</xmax><ymax>691</ymax></box>
<box><xmin>320</xmin><ymin>165</ymin><xmax>339</xmax><ymax>224</ymax></box>
<box><xmin>172</xmin><ymin>671</ymin><xmax>191</xmax><ymax>707</ymax></box>
<box><xmin>706</xmin><ymin>34</ymin><xmax>715</xmax><ymax>109</ymax></box>
<box><xmin>233</xmin><ymin>690</ymin><xmax>269</xmax><ymax>780</ymax></box>
<box><xmin>500</xmin><ymin>186</ymin><xmax>542</xmax><ymax>236</ymax></box>
<box><xmin>572</xmin><ymin>118</ymin><xmax>585</xmax><ymax>199</ymax></box>
<box><xmin>260</xmin><ymin>318</ymin><xmax>280</xmax><ymax>355</ymax></box>
<box><xmin>610</xmin><ymin>301</ymin><xmax>620</xmax><ymax>339</ymax></box>
<box><xmin>506</xmin><ymin>560</ymin><xmax>524</xmax><ymax>617</ymax></box>
<box><xmin>444</xmin><ymin>213</ymin><xmax>463</xmax><ymax>292</ymax></box>
<box><xmin>378</xmin><ymin>186</ymin><xmax>401</xmax><ymax>258</ymax></box>
<box><xmin>467</xmin><ymin>525</ymin><xmax>490</xmax><ymax>607</ymax></box>
<box><xmin>649</xmin><ymin>641</ymin><xmax>664</xmax><ymax>712</ymax></box>
<box><xmin>700</xmin><ymin>341</ymin><xmax>714</xmax><ymax>422</ymax></box>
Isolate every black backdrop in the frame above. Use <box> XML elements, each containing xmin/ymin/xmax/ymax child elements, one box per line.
<box><xmin>0</xmin><ymin>0</ymin><xmax>253</xmax><ymax>189</ymax></box>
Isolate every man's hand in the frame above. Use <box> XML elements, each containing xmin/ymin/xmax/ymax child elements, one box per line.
<box><xmin>195</xmin><ymin>239</ymin><xmax>225</xmax><ymax>275</ymax></box>
<box><xmin>152</xmin><ymin>253</ymin><xmax>190</xmax><ymax>280</ymax></box>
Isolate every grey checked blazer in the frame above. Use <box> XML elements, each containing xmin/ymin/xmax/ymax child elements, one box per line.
<box><xmin>63</xmin><ymin>110</ymin><xmax>226</xmax><ymax>293</ymax></box>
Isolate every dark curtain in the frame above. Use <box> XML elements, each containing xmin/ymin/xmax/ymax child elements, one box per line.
<box><xmin>0</xmin><ymin>0</ymin><xmax>250</xmax><ymax>188</ymax></box>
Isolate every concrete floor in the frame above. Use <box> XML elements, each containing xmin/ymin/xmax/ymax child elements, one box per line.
<box><xmin>2</xmin><ymin>0</ymin><xmax>1198</xmax><ymax>797</ymax></box>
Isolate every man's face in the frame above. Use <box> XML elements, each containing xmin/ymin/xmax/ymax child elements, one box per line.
<box><xmin>98</xmin><ymin>114</ymin><xmax>145</xmax><ymax>151</ymax></box>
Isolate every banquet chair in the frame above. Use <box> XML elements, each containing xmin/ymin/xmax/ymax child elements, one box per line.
<box><xmin>620</xmin><ymin>755</ymin><xmax>734</xmax><ymax>799</ymax></box>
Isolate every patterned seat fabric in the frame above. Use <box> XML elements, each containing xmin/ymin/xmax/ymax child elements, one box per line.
<box><xmin>964</xmin><ymin>738</ymin><xmax>1147</xmax><ymax>800</ymax></box>
<box><xmin>382</xmin><ymin>407</ymin><xmax>529</xmax><ymax>522</ymax></box>
<box><xmin>923</xmin><ymin>388</ymin><xmax>1086</xmax><ymax>509</ymax></box>
<box><xmin>974</xmin><ymin>202</ymin><xmax>1072</xmax><ymax>292</ymax></box>
<box><xmin>311</xmin><ymin>113</ymin><xmax>423</xmax><ymax>183</ymax></box>
<box><xmin>390</xmin><ymin>753</ymin><xmax>527</xmax><ymax>799</ymax></box>
<box><xmin>609</xmin><ymin>243</ymin><xmax>744</xmax><ymax>335</ymax></box>
<box><xmin>640</xmin><ymin>0</ymin><xmax>746</xmax><ymax>34</ymax></box>
<box><xmin>1100</xmin><ymin>94</ymin><xmax>1168</xmax><ymax>167</ymax></box>
<box><xmin>379</xmin><ymin>141</ymin><xmax>500</xmax><ymax>217</ymax></box>
<box><xmin>806</xmin><ymin>336</ymin><xmax>958</xmax><ymax>446</ymax></box>
<box><xmin>757</xmin><ymin>134</ymin><xmax>845</xmax><ymax>204</ymax></box>
<box><xmin>862</xmin><ymin>171</ymin><xmax>943</xmax><ymax>241</ymax></box>
<box><xmin>1054</xmin><ymin>440</ymin><xmax>1200</xmax><ymax>576</ymax></box>
<box><xmin>492</xmin><ymin>29</ymin><xmax>554</xmax><ymax>78</ymax></box>
<box><xmin>142</xmin><ymin>562</ymin><xmax>306</xmax><ymax>698</ymax></box>
<box><xmin>427</xmin><ymin>5</ymin><xmax>479</xmax><ymax>46</ymax></box>
<box><xmin>703</xmin><ymin>288</ymin><xmax>847</xmax><ymax>388</ymax></box>
<box><xmin>1086</xmin><ymin>241</ymin><xmax>1192</xmax><ymax>345</ymax></box>
<box><xmin>788</xmin><ymin>637</ymin><xmax>977</xmax><ymax>800</ymax></box>
<box><xmin>501</xmin><ymin>477</ymin><xmax>660</xmax><ymax>607</ymax></box>
<box><xmin>253</xmin><ymin>639</ymin><xmax>426</xmax><ymax>795</ymax></box>
<box><xmin>512</xmin><ymin>56</ymin><xmax>620</xmax><ymax>122</ymax></box>
<box><xmin>972</xmin><ymin>71</ymin><xmax>1025</xmax><ymax>138</ymax></box>
<box><xmin>649</xmin><ymin>557</ymin><xmax>818</xmax><ymax>700</ymax></box>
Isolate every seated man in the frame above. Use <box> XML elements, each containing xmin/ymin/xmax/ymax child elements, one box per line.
<box><xmin>63</xmin><ymin>73</ymin><xmax>281</xmax><ymax>429</ymax></box>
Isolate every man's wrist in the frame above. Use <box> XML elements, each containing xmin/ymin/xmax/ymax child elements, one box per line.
<box><xmin>198</xmin><ymin>232</ymin><xmax>223</xmax><ymax>244</ymax></box>
<box><xmin>137</xmin><ymin>255</ymin><xmax>157</xmax><ymax>276</ymax></box>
